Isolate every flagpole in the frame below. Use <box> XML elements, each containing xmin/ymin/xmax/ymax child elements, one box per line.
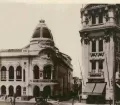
<box><xmin>78</xmin><ymin>60</ymin><xmax>85</xmax><ymax>86</ymax></box>
<box><xmin>113</xmin><ymin>31</ymin><xmax>116</xmax><ymax>105</ymax></box>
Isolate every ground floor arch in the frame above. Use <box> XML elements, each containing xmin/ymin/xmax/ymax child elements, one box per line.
<box><xmin>16</xmin><ymin>85</ymin><xmax>21</xmax><ymax>96</ymax></box>
<box><xmin>1</xmin><ymin>85</ymin><xmax>6</xmax><ymax>95</ymax></box>
<box><xmin>9</xmin><ymin>86</ymin><xmax>14</xmax><ymax>96</ymax></box>
<box><xmin>33</xmin><ymin>86</ymin><xmax>40</xmax><ymax>97</ymax></box>
<box><xmin>43</xmin><ymin>86</ymin><xmax>51</xmax><ymax>98</ymax></box>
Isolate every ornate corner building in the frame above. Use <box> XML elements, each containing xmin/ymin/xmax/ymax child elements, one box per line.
<box><xmin>0</xmin><ymin>20</ymin><xmax>73</xmax><ymax>101</ymax></box>
<box><xmin>80</xmin><ymin>4</ymin><xmax>120</xmax><ymax>104</ymax></box>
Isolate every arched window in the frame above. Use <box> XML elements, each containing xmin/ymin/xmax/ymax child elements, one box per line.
<box><xmin>1</xmin><ymin>85</ymin><xmax>6</xmax><ymax>95</ymax></box>
<box><xmin>16</xmin><ymin>66</ymin><xmax>22</xmax><ymax>81</ymax></box>
<box><xmin>16</xmin><ymin>85</ymin><xmax>21</xmax><ymax>96</ymax></box>
<box><xmin>33</xmin><ymin>65</ymin><xmax>39</xmax><ymax>79</ymax></box>
<box><xmin>9</xmin><ymin>86</ymin><xmax>14</xmax><ymax>96</ymax></box>
<box><xmin>9</xmin><ymin>66</ymin><xmax>14</xmax><ymax>81</ymax></box>
<box><xmin>1</xmin><ymin>66</ymin><xmax>7</xmax><ymax>81</ymax></box>
<box><xmin>32</xmin><ymin>28</ymin><xmax>41</xmax><ymax>38</ymax></box>
<box><xmin>33</xmin><ymin>86</ymin><xmax>40</xmax><ymax>97</ymax></box>
<box><xmin>42</xmin><ymin>28</ymin><xmax>52</xmax><ymax>39</ymax></box>
<box><xmin>43</xmin><ymin>65</ymin><xmax>51</xmax><ymax>79</ymax></box>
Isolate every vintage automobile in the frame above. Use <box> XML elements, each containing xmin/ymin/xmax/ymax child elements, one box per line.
<box><xmin>47</xmin><ymin>99</ymin><xmax>59</xmax><ymax>105</ymax></box>
<box><xmin>35</xmin><ymin>97</ymin><xmax>53</xmax><ymax>105</ymax></box>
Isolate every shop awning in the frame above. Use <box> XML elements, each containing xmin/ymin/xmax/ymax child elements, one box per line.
<box><xmin>116</xmin><ymin>83</ymin><xmax>120</xmax><ymax>88</ymax></box>
<box><xmin>92</xmin><ymin>83</ymin><xmax>106</xmax><ymax>95</ymax></box>
<box><xmin>83</xmin><ymin>83</ymin><xmax>95</xmax><ymax>95</ymax></box>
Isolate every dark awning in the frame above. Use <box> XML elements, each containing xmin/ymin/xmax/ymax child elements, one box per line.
<box><xmin>83</xmin><ymin>83</ymin><xmax>95</xmax><ymax>95</ymax></box>
<box><xmin>92</xmin><ymin>83</ymin><xmax>106</xmax><ymax>95</ymax></box>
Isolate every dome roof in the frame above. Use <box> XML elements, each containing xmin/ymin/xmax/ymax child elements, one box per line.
<box><xmin>32</xmin><ymin>20</ymin><xmax>53</xmax><ymax>40</ymax></box>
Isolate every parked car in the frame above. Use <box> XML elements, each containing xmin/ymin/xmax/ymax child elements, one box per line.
<box><xmin>47</xmin><ymin>99</ymin><xmax>59</xmax><ymax>105</ymax></box>
<box><xmin>35</xmin><ymin>97</ymin><xmax>53</xmax><ymax>105</ymax></box>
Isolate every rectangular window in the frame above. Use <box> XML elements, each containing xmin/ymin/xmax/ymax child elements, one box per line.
<box><xmin>99</xmin><ymin>13</ymin><xmax>103</xmax><ymax>23</ymax></box>
<box><xmin>91</xmin><ymin>61</ymin><xmax>96</xmax><ymax>72</ymax></box>
<box><xmin>99</xmin><ymin>61</ymin><xmax>103</xmax><ymax>69</ymax></box>
<box><xmin>92</xmin><ymin>15</ymin><xmax>96</xmax><ymax>24</ymax></box>
<box><xmin>99</xmin><ymin>40</ymin><xmax>103</xmax><ymax>52</ymax></box>
<box><xmin>23</xmin><ymin>87</ymin><xmax>26</xmax><ymax>91</ymax></box>
<box><xmin>92</xmin><ymin>41</ymin><xmax>96</xmax><ymax>52</ymax></box>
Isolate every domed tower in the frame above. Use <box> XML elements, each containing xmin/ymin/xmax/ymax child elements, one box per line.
<box><xmin>80</xmin><ymin>4</ymin><xmax>120</xmax><ymax>104</ymax></box>
<box><xmin>29</xmin><ymin>20</ymin><xmax>54</xmax><ymax>50</ymax></box>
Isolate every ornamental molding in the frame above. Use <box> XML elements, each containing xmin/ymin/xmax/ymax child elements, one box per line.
<box><xmin>81</xmin><ymin>29</ymin><xmax>117</xmax><ymax>44</ymax></box>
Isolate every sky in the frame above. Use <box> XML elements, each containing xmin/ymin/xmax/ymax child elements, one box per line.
<box><xmin>0</xmin><ymin>0</ymin><xmax>119</xmax><ymax>78</ymax></box>
<box><xmin>0</xmin><ymin>1</ymin><xmax>84</xmax><ymax>78</ymax></box>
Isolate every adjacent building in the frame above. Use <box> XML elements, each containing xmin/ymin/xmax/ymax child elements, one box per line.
<box><xmin>80</xmin><ymin>4</ymin><xmax>120</xmax><ymax>104</ymax></box>
<box><xmin>0</xmin><ymin>20</ymin><xmax>73</xmax><ymax>101</ymax></box>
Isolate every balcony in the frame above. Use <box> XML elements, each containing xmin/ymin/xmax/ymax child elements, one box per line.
<box><xmin>29</xmin><ymin>79</ymin><xmax>58</xmax><ymax>85</ymax></box>
<box><xmin>90</xmin><ymin>52</ymin><xmax>104</xmax><ymax>60</ymax></box>
<box><xmin>88</xmin><ymin>71</ymin><xmax>104</xmax><ymax>79</ymax></box>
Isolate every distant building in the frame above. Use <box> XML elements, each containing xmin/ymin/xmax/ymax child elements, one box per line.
<box><xmin>72</xmin><ymin>77</ymin><xmax>82</xmax><ymax>96</ymax></box>
<box><xmin>80</xmin><ymin>4</ymin><xmax>120</xmax><ymax>104</ymax></box>
<box><xmin>0</xmin><ymin>20</ymin><xmax>73</xmax><ymax>100</ymax></box>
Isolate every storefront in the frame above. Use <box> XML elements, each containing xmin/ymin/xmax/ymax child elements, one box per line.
<box><xmin>83</xmin><ymin>82</ymin><xmax>106</xmax><ymax>104</ymax></box>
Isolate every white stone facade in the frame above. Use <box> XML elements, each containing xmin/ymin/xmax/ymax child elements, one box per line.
<box><xmin>0</xmin><ymin>20</ymin><xmax>73</xmax><ymax>100</ymax></box>
<box><xmin>80</xmin><ymin>4</ymin><xmax>120</xmax><ymax>103</ymax></box>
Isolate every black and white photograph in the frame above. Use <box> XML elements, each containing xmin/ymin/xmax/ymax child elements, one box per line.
<box><xmin>0</xmin><ymin>1</ymin><xmax>119</xmax><ymax>105</ymax></box>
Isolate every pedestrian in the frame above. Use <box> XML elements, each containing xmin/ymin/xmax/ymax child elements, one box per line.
<box><xmin>5</xmin><ymin>95</ymin><xmax>7</xmax><ymax>101</ymax></box>
<box><xmin>79</xmin><ymin>94</ymin><xmax>82</xmax><ymax>102</ymax></box>
<box><xmin>10</xmin><ymin>98</ymin><xmax>13</xmax><ymax>105</ymax></box>
<box><xmin>72</xmin><ymin>96</ymin><xmax>74</xmax><ymax>105</ymax></box>
<box><xmin>109</xmin><ymin>97</ymin><xmax>112</xmax><ymax>105</ymax></box>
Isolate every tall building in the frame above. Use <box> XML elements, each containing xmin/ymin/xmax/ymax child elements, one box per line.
<box><xmin>0</xmin><ymin>20</ymin><xmax>73</xmax><ymax>101</ymax></box>
<box><xmin>80</xmin><ymin>4</ymin><xmax>120</xmax><ymax>104</ymax></box>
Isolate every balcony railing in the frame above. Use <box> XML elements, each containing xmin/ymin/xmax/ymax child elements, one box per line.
<box><xmin>88</xmin><ymin>71</ymin><xmax>104</xmax><ymax>79</ymax></box>
<box><xmin>30</xmin><ymin>79</ymin><xmax>58</xmax><ymax>83</ymax></box>
<box><xmin>90</xmin><ymin>52</ymin><xmax>104</xmax><ymax>57</ymax></box>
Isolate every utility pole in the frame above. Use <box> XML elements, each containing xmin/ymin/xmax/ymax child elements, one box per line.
<box><xmin>113</xmin><ymin>30</ymin><xmax>116</xmax><ymax>105</ymax></box>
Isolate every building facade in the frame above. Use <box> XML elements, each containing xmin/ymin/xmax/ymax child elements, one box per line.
<box><xmin>0</xmin><ymin>20</ymin><xmax>73</xmax><ymax>101</ymax></box>
<box><xmin>80</xmin><ymin>4</ymin><xmax>120</xmax><ymax>104</ymax></box>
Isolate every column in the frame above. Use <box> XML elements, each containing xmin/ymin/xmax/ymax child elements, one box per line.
<box><xmin>82</xmin><ymin>15</ymin><xmax>86</xmax><ymax>27</ymax></box>
<box><xmin>108</xmin><ymin>10</ymin><xmax>114</xmax><ymax>23</ymax></box>
<box><xmin>14</xmin><ymin>69</ymin><xmax>16</xmax><ymax>82</ymax></box>
<box><xmin>14</xmin><ymin>86</ymin><xmax>16</xmax><ymax>94</ymax></box>
<box><xmin>103</xmin><ymin>15</ymin><xmax>106</xmax><ymax>23</ymax></box>
<box><xmin>96</xmin><ymin>15</ymin><xmax>99</xmax><ymax>24</ymax></box>
<box><xmin>6</xmin><ymin>86</ymin><xmax>8</xmax><ymax>95</ymax></box>
<box><xmin>96</xmin><ymin>40</ymin><xmax>99</xmax><ymax>52</ymax></box>
<box><xmin>51</xmin><ymin>71</ymin><xmax>53</xmax><ymax>80</ymax></box>
<box><xmin>88</xmin><ymin>16</ymin><xmax>92</xmax><ymax>26</ymax></box>
<box><xmin>22</xmin><ymin>69</ymin><xmax>24</xmax><ymax>82</ymax></box>
<box><xmin>50</xmin><ymin>86</ymin><xmax>53</xmax><ymax>96</ymax></box>
<box><xmin>40</xmin><ymin>86</ymin><xmax>44</xmax><ymax>97</ymax></box>
<box><xmin>6</xmin><ymin>68</ymin><xmax>9</xmax><ymax>81</ymax></box>
<box><xmin>96</xmin><ymin>61</ymin><xmax>99</xmax><ymax>73</ymax></box>
<box><xmin>0</xmin><ymin>70</ymin><xmax>1</xmax><ymax>81</ymax></box>
<box><xmin>40</xmin><ymin>69</ymin><xmax>43</xmax><ymax>79</ymax></box>
<box><xmin>0</xmin><ymin>87</ymin><xmax>1</xmax><ymax>95</ymax></box>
